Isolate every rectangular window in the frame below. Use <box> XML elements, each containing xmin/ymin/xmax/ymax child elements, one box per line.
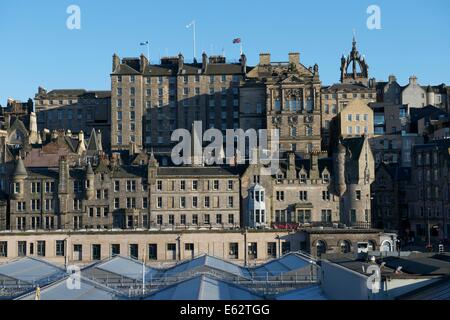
<box><xmin>204</xmin><ymin>196</ymin><xmax>210</xmax><ymax>208</ymax></box>
<box><xmin>0</xmin><ymin>242</ymin><xmax>8</xmax><ymax>257</ymax></box>
<box><xmin>267</xmin><ymin>242</ymin><xmax>277</xmax><ymax>259</ymax></box>
<box><xmin>192</xmin><ymin>214</ymin><xmax>198</xmax><ymax>225</ymax></box>
<box><xmin>157</xmin><ymin>215</ymin><xmax>163</xmax><ymax>225</ymax></box>
<box><xmin>37</xmin><ymin>241</ymin><xmax>46</xmax><ymax>257</ymax></box>
<box><xmin>129</xmin><ymin>244</ymin><xmax>138</xmax><ymax>259</ymax></box>
<box><xmin>180</xmin><ymin>214</ymin><xmax>186</xmax><ymax>225</ymax></box>
<box><xmin>73</xmin><ymin>244</ymin><xmax>82</xmax><ymax>261</ymax></box>
<box><xmin>18</xmin><ymin>241</ymin><xmax>27</xmax><ymax>257</ymax></box>
<box><xmin>148</xmin><ymin>244</ymin><xmax>157</xmax><ymax>260</ymax></box>
<box><xmin>204</xmin><ymin>214</ymin><xmax>210</xmax><ymax>225</ymax></box>
<box><xmin>111</xmin><ymin>244</ymin><xmax>120</xmax><ymax>256</ymax></box>
<box><xmin>92</xmin><ymin>244</ymin><xmax>101</xmax><ymax>260</ymax></box>
<box><xmin>229</xmin><ymin>243</ymin><xmax>238</xmax><ymax>259</ymax></box>
<box><xmin>55</xmin><ymin>240</ymin><xmax>65</xmax><ymax>257</ymax></box>
<box><xmin>276</xmin><ymin>191</ymin><xmax>285</xmax><ymax>201</ymax></box>
<box><xmin>299</xmin><ymin>191</ymin><xmax>308</xmax><ymax>201</ymax></box>
<box><xmin>228</xmin><ymin>214</ymin><xmax>235</xmax><ymax>224</ymax></box>
<box><xmin>228</xmin><ymin>196</ymin><xmax>234</xmax><ymax>208</ymax></box>
<box><xmin>216</xmin><ymin>214</ymin><xmax>222</xmax><ymax>224</ymax></box>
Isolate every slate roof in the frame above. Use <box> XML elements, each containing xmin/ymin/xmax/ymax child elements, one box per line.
<box><xmin>278</xmin><ymin>157</ymin><xmax>333</xmax><ymax>176</ymax></box>
<box><xmin>45</xmin><ymin>89</ymin><xmax>87</xmax><ymax>97</ymax></box>
<box><xmin>13</xmin><ymin>157</ymin><xmax>27</xmax><ymax>176</ymax></box>
<box><xmin>156</xmin><ymin>166</ymin><xmax>240</xmax><ymax>177</ymax></box>
<box><xmin>27</xmin><ymin>167</ymin><xmax>59</xmax><ymax>179</ymax></box>
<box><xmin>322</xmin><ymin>83</ymin><xmax>373</xmax><ymax>92</ymax></box>
<box><xmin>409</xmin><ymin>105</ymin><xmax>448</xmax><ymax>123</ymax></box>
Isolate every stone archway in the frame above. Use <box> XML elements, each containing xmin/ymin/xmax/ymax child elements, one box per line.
<box><xmin>314</xmin><ymin>240</ymin><xmax>327</xmax><ymax>257</ymax></box>
<box><xmin>339</xmin><ymin>240</ymin><xmax>352</xmax><ymax>254</ymax></box>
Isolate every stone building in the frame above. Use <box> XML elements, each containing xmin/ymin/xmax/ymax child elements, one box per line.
<box><xmin>6</xmin><ymin>150</ymin><xmax>242</xmax><ymax>232</ymax></box>
<box><xmin>407</xmin><ymin>139</ymin><xmax>450</xmax><ymax>243</ymax></box>
<box><xmin>243</xmin><ymin>52</ymin><xmax>322</xmax><ymax>155</ymax></box>
<box><xmin>240</xmin><ymin>136</ymin><xmax>375</xmax><ymax>230</ymax></box>
<box><xmin>0</xmin><ymin>228</ymin><xmax>395</xmax><ymax>263</ymax></box>
<box><xmin>110</xmin><ymin>53</ymin><xmax>247</xmax><ymax>154</ymax></box>
<box><xmin>371</xmin><ymin>163</ymin><xmax>411</xmax><ymax>234</ymax></box>
<box><xmin>35</xmin><ymin>90</ymin><xmax>111</xmax><ymax>150</ymax></box>
<box><xmin>334</xmin><ymin>99</ymin><xmax>374</xmax><ymax>139</ymax></box>
<box><xmin>34</xmin><ymin>88</ymin><xmax>87</xmax><ymax>112</ymax></box>
<box><xmin>376</xmin><ymin>75</ymin><xmax>402</xmax><ymax>105</ymax></box>
<box><xmin>321</xmin><ymin>38</ymin><xmax>376</xmax><ymax>148</ymax></box>
<box><xmin>402</xmin><ymin>76</ymin><xmax>427</xmax><ymax>109</ymax></box>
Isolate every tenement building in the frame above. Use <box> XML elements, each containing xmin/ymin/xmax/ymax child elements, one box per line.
<box><xmin>3</xmin><ymin>134</ymin><xmax>374</xmax><ymax>232</ymax></box>
<box><xmin>242</xmin><ymin>52</ymin><xmax>322</xmax><ymax>155</ymax></box>
<box><xmin>35</xmin><ymin>90</ymin><xmax>112</xmax><ymax>150</ymax></box>
<box><xmin>407</xmin><ymin>139</ymin><xmax>450</xmax><ymax>242</ymax></box>
<box><xmin>110</xmin><ymin>53</ymin><xmax>247</xmax><ymax>154</ymax></box>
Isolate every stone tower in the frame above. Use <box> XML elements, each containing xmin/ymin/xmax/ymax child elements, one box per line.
<box><xmin>340</xmin><ymin>36</ymin><xmax>369</xmax><ymax>86</ymax></box>
<box><xmin>85</xmin><ymin>161</ymin><xmax>95</xmax><ymax>200</ymax></box>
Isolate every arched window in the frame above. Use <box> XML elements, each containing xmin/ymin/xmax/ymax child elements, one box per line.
<box><xmin>340</xmin><ymin>240</ymin><xmax>352</xmax><ymax>254</ymax></box>
<box><xmin>381</xmin><ymin>241</ymin><xmax>392</xmax><ymax>252</ymax></box>
<box><xmin>368</xmin><ymin>240</ymin><xmax>376</xmax><ymax>251</ymax></box>
<box><xmin>316</xmin><ymin>240</ymin><xmax>327</xmax><ymax>256</ymax></box>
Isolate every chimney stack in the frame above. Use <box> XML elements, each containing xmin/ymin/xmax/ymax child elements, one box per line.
<box><xmin>113</xmin><ymin>54</ymin><xmax>120</xmax><ymax>72</ymax></box>
<box><xmin>140</xmin><ymin>54</ymin><xmax>148</xmax><ymax>73</ymax></box>
<box><xmin>288</xmin><ymin>52</ymin><xmax>300</xmax><ymax>68</ymax></box>
<box><xmin>259</xmin><ymin>53</ymin><xmax>271</xmax><ymax>66</ymax></box>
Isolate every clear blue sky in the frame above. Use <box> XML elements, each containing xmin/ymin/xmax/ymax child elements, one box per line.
<box><xmin>1</xmin><ymin>0</ymin><xmax>449</xmax><ymax>104</ymax></box>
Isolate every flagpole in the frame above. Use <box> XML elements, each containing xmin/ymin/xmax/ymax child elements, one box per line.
<box><xmin>193</xmin><ymin>21</ymin><xmax>196</xmax><ymax>60</ymax></box>
<box><xmin>186</xmin><ymin>20</ymin><xmax>196</xmax><ymax>61</ymax></box>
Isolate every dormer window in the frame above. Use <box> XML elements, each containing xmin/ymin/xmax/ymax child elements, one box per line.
<box><xmin>300</xmin><ymin>174</ymin><xmax>307</xmax><ymax>183</ymax></box>
<box><xmin>323</xmin><ymin>174</ymin><xmax>330</xmax><ymax>183</ymax></box>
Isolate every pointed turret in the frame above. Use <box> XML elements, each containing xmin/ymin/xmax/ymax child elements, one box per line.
<box><xmin>13</xmin><ymin>157</ymin><xmax>27</xmax><ymax>178</ymax></box>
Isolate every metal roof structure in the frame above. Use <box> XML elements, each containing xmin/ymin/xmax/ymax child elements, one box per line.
<box><xmin>145</xmin><ymin>275</ymin><xmax>263</xmax><ymax>300</ymax></box>
<box><xmin>90</xmin><ymin>255</ymin><xmax>159</xmax><ymax>281</ymax></box>
<box><xmin>0</xmin><ymin>257</ymin><xmax>66</xmax><ymax>286</ymax></box>
<box><xmin>161</xmin><ymin>255</ymin><xmax>252</xmax><ymax>279</ymax></box>
<box><xmin>275</xmin><ymin>285</ymin><xmax>328</xmax><ymax>300</ymax></box>
<box><xmin>17</xmin><ymin>277</ymin><xmax>121</xmax><ymax>301</ymax></box>
<box><xmin>251</xmin><ymin>253</ymin><xmax>312</xmax><ymax>276</ymax></box>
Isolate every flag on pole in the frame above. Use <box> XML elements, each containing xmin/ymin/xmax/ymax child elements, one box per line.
<box><xmin>232</xmin><ymin>38</ymin><xmax>241</xmax><ymax>44</ymax></box>
<box><xmin>140</xmin><ymin>41</ymin><xmax>149</xmax><ymax>46</ymax></box>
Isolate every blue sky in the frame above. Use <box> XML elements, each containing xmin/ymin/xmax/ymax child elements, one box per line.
<box><xmin>1</xmin><ymin>0</ymin><xmax>449</xmax><ymax>103</ymax></box>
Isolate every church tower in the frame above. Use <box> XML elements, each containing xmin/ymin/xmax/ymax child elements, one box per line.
<box><xmin>340</xmin><ymin>36</ymin><xmax>369</xmax><ymax>86</ymax></box>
